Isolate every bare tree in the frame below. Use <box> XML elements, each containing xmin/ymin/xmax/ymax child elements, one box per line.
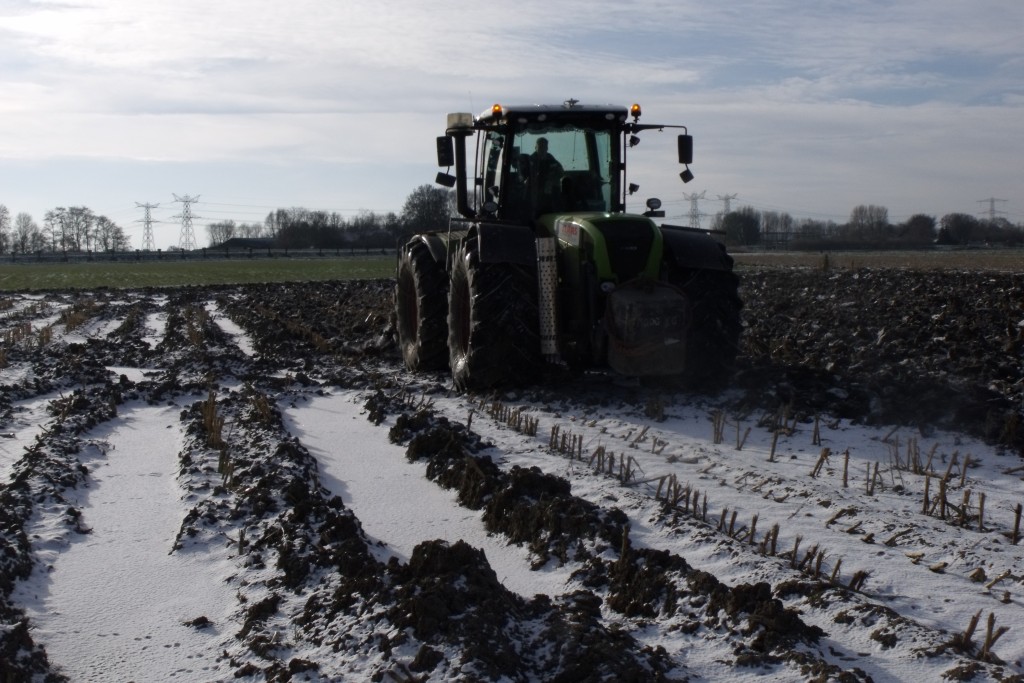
<box><xmin>794</xmin><ymin>218</ymin><xmax>836</xmax><ymax>242</ymax></box>
<box><xmin>44</xmin><ymin>209</ymin><xmax>64</xmax><ymax>251</ymax></box>
<box><xmin>13</xmin><ymin>213</ymin><xmax>43</xmax><ymax>253</ymax></box>
<box><xmin>401</xmin><ymin>185</ymin><xmax>453</xmax><ymax>234</ymax></box>
<box><xmin>236</xmin><ymin>222</ymin><xmax>264</xmax><ymax>238</ymax></box>
<box><xmin>94</xmin><ymin>216</ymin><xmax>130</xmax><ymax>251</ymax></box>
<box><xmin>70</xmin><ymin>206</ymin><xmax>97</xmax><ymax>252</ymax></box>
<box><xmin>207</xmin><ymin>220</ymin><xmax>236</xmax><ymax>246</ymax></box>
<box><xmin>43</xmin><ymin>206</ymin><xmax>97</xmax><ymax>252</ymax></box>
<box><xmin>264</xmin><ymin>209</ymin><xmax>289</xmax><ymax>239</ymax></box>
<box><xmin>848</xmin><ymin>205</ymin><xmax>890</xmax><ymax>242</ymax></box>
<box><xmin>720</xmin><ymin>207</ymin><xmax>761</xmax><ymax>246</ymax></box>
<box><xmin>762</xmin><ymin>210</ymin><xmax>794</xmax><ymax>235</ymax></box>
<box><xmin>382</xmin><ymin>211</ymin><xmax>403</xmax><ymax>245</ymax></box>
<box><xmin>0</xmin><ymin>204</ymin><xmax>10</xmax><ymax>254</ymax></box>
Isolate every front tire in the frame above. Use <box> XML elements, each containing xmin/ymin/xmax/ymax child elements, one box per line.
<box><xmin>448</xmin><ymin>236</ymin><xmax>543</xmax><ymax>391</ymax></box>
<box><xmin>395</xmin><ymin>240</ymin><xmax>449</xmax><ymax>371</ymax></box>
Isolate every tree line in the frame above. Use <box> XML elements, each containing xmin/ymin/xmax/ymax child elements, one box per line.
<box><xmin>0</xmin><ymin>186</ymin><xmax>452</xmax><ymax>255</ymax></box>
<box><xmin>0</xmin><ymin>206</ymin><xmax>132</xmax><ymax>255</ymax></box>
<box><xmin>219</xmin><ymin>185</ymin><xmax>452</xmax><ymax>250</ymax></box>
<box><xmin>2</xmin><ymin>192</ymin><xmax>1021</xmax><ymax>256</ymax></box>
<box><xmin>715</xmin><ymin>204</ymin><xmax>1024</xmax><ymax>250</ymax></box>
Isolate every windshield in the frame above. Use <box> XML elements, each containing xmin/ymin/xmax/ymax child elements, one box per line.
<box><xmin>515</xmin><ymin>126</ymin><xmax>613</xmax><ymax>215</ymax></box>
<box><xmin>481</xmin><ymin>124</ymin><xmax>615</xmax><ymax>222</ymax></box>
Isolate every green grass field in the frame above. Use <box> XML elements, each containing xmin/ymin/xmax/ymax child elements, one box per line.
<box><xmin>1</xmin><ymin>248</ymin><xmax>1020</xmax><ymax>291</ymax></box>
<box><xmin>0</xmin><ymin>256</ymin><xmax>395</xmax><ymax>291</ymax></box>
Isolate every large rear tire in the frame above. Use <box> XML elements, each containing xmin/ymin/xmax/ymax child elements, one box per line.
<box><xmin>395</xmin><ymin>240</ymin><xmax>449</xmax><ymax>371</ymax></box>
<box><xmin>670</xmin><ymin>268</ymin><xmax>743</xmax><ymax>387</ymax></box>
<box><xmin>448</xmin><ymin>236</ymin><xmax>543</xmax><ymax>391</ymax></box>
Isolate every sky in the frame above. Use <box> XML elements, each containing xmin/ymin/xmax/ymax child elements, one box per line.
<box><xmin>1</xmin><ymin>0</ymin><xmax>1022</xmax><ymax>250</ymax></box>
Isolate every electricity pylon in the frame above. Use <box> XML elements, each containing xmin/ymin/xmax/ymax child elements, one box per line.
<box><xmin>716</xmin><ymin>193</ymin><xmax>738</xmax><ymax>215</ymax></box>
<box><xmin>683</xmin><ymin>190</ymin><xmax>706</xmax><ymax>229</ymax></box>
<box><xmin>135</xmin><ymin>202</ymin><xmax>160</xmax><ymax>251</ymax></box>
<box><xmin>171</xmin><ymin>194</ymin><xmax>201</xmax><ymax>250</ymax></box>
<box><xmin>977</xmin><ymin>198</ymin><xmax>1007</xmax><ymax>221</ymax></box>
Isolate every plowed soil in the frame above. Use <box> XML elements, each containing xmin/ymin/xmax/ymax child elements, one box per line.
<box><xmin>1</xmin><ymin>264</ymin><xmax>1022</xmax><ymax>681</ymax></box>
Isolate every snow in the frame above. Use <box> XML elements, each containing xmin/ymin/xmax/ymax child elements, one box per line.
<box><xmin>6</xmin><ymin>386</ymin><xmax>581</xmax><ymax>680</ymax></box>
<box><xmin>205</xmin><ymin>301</ymin><xmax>255</xmax><ymax>357</ymax></box>
<box><xmin>2</xmin><ymin>287</ymin><xmax>1023</xmax><ymax>681</ymax></box>
<box><xmin>13</xmin><ymin>402</ymin><xmax>237</xmax><ymax>682</ymax></box>
<box><xmin>284</xmin><ymin>392</ymin><xmax>577</xmax><ymax>599</ymax></box>
<box><xmin>6</xmin><ymin>380</ymin><xmax>1024</xmax><ymax>679</ymax></box>
<box><xmin>421</xmin><ymin>392</ymin><xmax>1024</xmax><ymax>678</ymax></box>
<box><xmin>1</xmin><ymin>391</ymin><xmax>63</xmax><ymax>484</ymax></box>
<box><xmin>143</xmin><ymin>305</ymin><xmax>168</xmax><ymax>348</ymax></box>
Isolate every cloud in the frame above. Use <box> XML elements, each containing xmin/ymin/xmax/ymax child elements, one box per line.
<box><xmin>4</xmin><ymin>1</ymin><xmax>1020</xmax><ymax>115</ymax></box>
<box><xmin>0</xmin><ymin>0</ymin><xmax>1021</xmax><ymax>225</ymax></box>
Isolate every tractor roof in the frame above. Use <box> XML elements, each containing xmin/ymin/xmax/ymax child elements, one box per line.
<box><xmin>478</xmin><ymin>101</ymin><xmax>630</xmax><ymax>124</ymax></box>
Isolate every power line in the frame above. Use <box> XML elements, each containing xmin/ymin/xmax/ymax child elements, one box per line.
<box><xmin>200</xmin><ymin>201</ymin><xmax>393</xmax><ymax>214</ymax></box>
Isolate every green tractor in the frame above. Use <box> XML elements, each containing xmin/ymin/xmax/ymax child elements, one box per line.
<box><xmin>396</xmin><ymin>99</ymin><xmax>742</xmax><ymax>391</ymax></box>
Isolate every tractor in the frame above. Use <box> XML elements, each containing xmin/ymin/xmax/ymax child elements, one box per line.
<box><xmin>395</xmin><ymin>99</ymin><xmax>742</xmax><ymax>391</ymax></box>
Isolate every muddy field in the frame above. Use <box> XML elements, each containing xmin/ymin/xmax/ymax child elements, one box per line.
<box><xmin>1</xmin><ymin>264</ymin><xmax>1023</xmax><ymax>681</ymax></box>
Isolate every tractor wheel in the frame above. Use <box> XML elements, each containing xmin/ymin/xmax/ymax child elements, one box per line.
<box><xmin>671</xmin><ymin>268</ymin><xmax>743</xmax><ymax>388</ymax></box>
<box><xmin>448</xmin><ymin>236</ymin><xmax>543</xmax><ymax>391</ymax></box>
<box><xmin>395</xmin><ymin>240</ymin><xmax>449</xmax><ymax>371</ymax></box>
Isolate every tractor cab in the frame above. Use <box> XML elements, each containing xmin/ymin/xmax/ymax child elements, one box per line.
<box><xmin>477</xmin><ymin>114</ymin><xmax>619</xmax><ymax>222</ymax></box>
<box><xmin>438</xmin><ymin>100</ymin><xmax>693</xmax><ymax>225</ymax></box>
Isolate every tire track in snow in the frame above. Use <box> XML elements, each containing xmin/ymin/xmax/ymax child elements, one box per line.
<box><xmin>284</xmin><ymin>390</ymin><xmax>577</xmax><ymax>600</ymax></box>
<box><xmin>14</xmin><ymin>402</ymin><xmax>236</xmax><ymax>682</ymax></box>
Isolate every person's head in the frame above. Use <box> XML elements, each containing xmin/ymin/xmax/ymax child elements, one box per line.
<box><xmin>535</xmin><ymin>138</ymin><xmax>548</xmax><ymax>154</ymax></box>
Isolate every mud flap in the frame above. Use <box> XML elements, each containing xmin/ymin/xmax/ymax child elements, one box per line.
<box><xmin>605</xmin><ymin>283</ymin><xmax>689</xmax><ymax>376</ymax></box>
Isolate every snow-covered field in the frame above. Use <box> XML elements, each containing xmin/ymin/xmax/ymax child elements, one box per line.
<box><xmin>1</xmin><ymin>280</ymin><xmax>1022</xmax><ymax>681</ymax></box>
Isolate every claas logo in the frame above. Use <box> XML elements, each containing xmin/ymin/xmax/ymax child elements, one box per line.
<box><xmin>556</xmin><ymin>219</ymin><xmax>581</xmax><ymax>246</ymax></box>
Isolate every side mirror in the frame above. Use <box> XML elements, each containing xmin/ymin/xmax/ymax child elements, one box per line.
<box><xmin>437</xmin><ymin>136</ymin><xmax>455</xmax><ymax>167</ymax></box>
<box><xmin>435</xmin><ymin>172</ymin><xmax>456</xmax><ymax>188</ymax></box>
<box><xmin>677</xmin><ymin>134</ymin><xmax>693</xmax><ymax>165</ymax></box>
